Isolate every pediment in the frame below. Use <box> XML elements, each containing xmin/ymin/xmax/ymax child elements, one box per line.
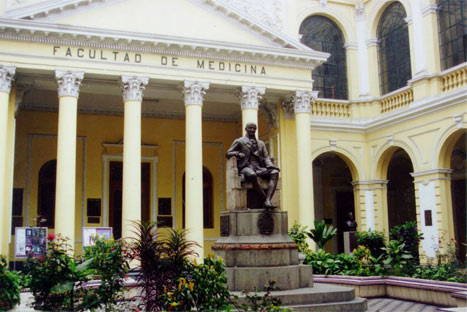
<box><xmin>2</xmin><ymin>0</ymin><xmax>306</xmax><ymax>50</ymax></box>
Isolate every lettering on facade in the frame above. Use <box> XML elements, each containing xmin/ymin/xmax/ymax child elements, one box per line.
<box><xmin>52</xmin><ymin>46</ymin><xmax>268</xmax><ymax>76</ymax></box>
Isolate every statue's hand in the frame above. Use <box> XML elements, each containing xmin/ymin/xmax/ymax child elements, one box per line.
<box><xmin>237</xmin><ymin>152</ymin><xmax>245</xmax><ymax>159</ymax></box>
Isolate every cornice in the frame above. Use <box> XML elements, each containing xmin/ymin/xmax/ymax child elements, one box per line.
<box><xmin>411</xmin><ymin>169</ymin><xmax>452</xmax><ymax>178</ymax></box>
<box><xmin>310</xmin><ymin>87</ymin><xmax>467</xmax><ymax>133</ymax></box>
<box><xmin>0</xmin><ymin>18</ymin><xmax>328</xmax><ymax>70</ymax></box>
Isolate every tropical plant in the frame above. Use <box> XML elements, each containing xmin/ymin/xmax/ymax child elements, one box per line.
<box><xmin>24</xmin><ymin>234</ymin><xmax>94</xmax><ymax>311</ymax></box>
<box><xmin>382</xmin><ymin>240</ymin><xmax>413</xmax><ymax>276</ymax></box>
<box><xmin>390</xmin><ymin>221</ymin><xmax>423</xmax><ymax>273</ymax></box>
<box><xmin>161</xmin><ymin>254</ymin><xmax>232</xmax><ymax>311</ymax></box>
<box><xmin>355</xmin><ymin>230</ymin><xmax>386</xmax><ymax>259</ymax></box>
<box><xmin>288</xmin><ymin>222</ymin><xmax>310</xmax><ymax>253</ymax></box>
<box><xmin>129</xmin><ymin>221</ymin><xmax>199</xmax><ymax>311</ymax></box>
<box><xmin>0</xmin><ymin>255</ymin><xmax>22</xmax><ymax>311</ymax></box>
<box><xmin>235</xmin><ymin>281</ymin><xmax>290</xmax><ymax>312</ymax></box>
<box><xmin>82</xmin><ymin>237</ymin><xmax>130</xmax><ymax>311</ymax></box>
<box><xmin>307</xmin><ymin>220</ymin><xmax>337</xmax><ymax>249</ymax></box>
<box><xmin>304</xmin><ymin>248</ymin><xmax>341</xmax><ymax>275</ymax></box>
<box><xmin>352</xmin><ymin>245</ymin><xmax>385</xmax><ymax>276</ymax></box>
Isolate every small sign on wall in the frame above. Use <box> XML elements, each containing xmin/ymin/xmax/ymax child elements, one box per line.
<box><xmin>15</xmin><ymin>227</ymin><xmax>47</xmax><ymax>258</ymax></box>
<box><xmin>82</xmin><ymin>227</ymin><xmax>112</xmax><ymax>248</ymax></box>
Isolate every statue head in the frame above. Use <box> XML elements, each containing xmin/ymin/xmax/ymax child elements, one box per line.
<box><xmin>245</xmin><ymin>122</ymin><xmax>257</xmax><ymax>137</ymax></box>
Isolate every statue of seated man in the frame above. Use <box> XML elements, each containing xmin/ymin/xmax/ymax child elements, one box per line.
<box><xmin>226</xmin><ymin>122</ymin><xmax>279</xmax><ymax>209</ymax></box>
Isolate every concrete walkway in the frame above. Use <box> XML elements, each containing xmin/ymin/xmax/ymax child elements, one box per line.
<box><xmin>367</xmin><ymin>298</ymin><xmax>443</xmax><ymax>312</ymax></box>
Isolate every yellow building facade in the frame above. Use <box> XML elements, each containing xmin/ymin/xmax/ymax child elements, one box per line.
<box><xmin>0</xmin><ymin>0</ymin><xmax>465</xmax><ymax>264</ymax></box>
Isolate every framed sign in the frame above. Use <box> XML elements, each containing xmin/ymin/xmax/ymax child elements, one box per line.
<box><xmin>82</xmin><ymin>227</ymin><xmax>113</xmax><ymax>248</ymax></box>
<box><xmin>15</xmin><ymin>227</ymin><xmax>47</xmax><ymax>258</ymax></box>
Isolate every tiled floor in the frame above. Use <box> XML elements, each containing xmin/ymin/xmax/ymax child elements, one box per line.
<box><xmin>367</xmin><ymin>297</ymin><xmax>442</xmax><ymax>312</ymax></box>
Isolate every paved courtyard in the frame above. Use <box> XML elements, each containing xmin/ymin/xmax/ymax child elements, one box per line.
<box><xmin>367</xmin><ymin>297</ymin><xmax>442</xmax><ymax>312</ymax></box>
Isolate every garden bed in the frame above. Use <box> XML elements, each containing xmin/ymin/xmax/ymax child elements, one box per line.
<box><xmin>314</xmin><ymin>275</ymin><xmax>467</xmax><ymax>307</ymax></box>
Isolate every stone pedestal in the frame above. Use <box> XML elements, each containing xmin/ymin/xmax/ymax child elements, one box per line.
<box><xmin>213</xmin><ymin>209</ymin><xmax>312</xmax><ymax>291</ymax></box>
<box><xmin>344</xmin><ymin>231</ymin><xmax>358</xmax><ymax>254</ymax></box>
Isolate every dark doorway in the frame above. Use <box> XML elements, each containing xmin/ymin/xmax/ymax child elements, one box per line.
<box><xmin>37</xmin><ymin>160</ymin><xmax>57</xmax><ymax>228</ymax></box>
<box><xmin>109</xmin><ymin>161</ymin><xmax>150</xmax><ymax>239</ymax></box>
<box><xmin>313</xmin><ymin>153</ymin><xmax>355</xmax><ymax>253</ymax></box>
<box><xmin>450</xmin><ymin>132</ymin><xmax>466</xmax><ymax>262</ymax></box>
<box><xmin>387</xmin><ymin>149</ymin><xmax>416</xmax><ymax>229</ymax></box>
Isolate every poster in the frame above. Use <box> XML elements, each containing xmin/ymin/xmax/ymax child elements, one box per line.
<box><xmin>82</xmin><ymin>227</ymin><xmax>112</xmax><ymax>248</ymax></box>
<box><xmin>15</xmin><ymin>227</ymin><xmax>47</xmax><ymax>258</ymax></box>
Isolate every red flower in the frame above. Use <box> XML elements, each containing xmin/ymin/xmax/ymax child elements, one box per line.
<box><xmin>47</xmin><ymin>233</ymin><xmax>55</xmax><ymax>241</ymax></box>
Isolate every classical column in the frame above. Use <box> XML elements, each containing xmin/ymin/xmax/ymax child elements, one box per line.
<box><xmin>54</xmin><ymin>70</ymin><xmax>84</xmax><ymax>248</ymax></box>
<box><xmin>121</xmin><ymin>76</ymin><xmax>148</xmax><ymax>240</ymax></box>
<box><xmin>238</xmin><ymin>86</ymin><xmax>265</xmax><ymax>134</ymax></box>
<box><xmin>294</xmin><ymin>90</ymin><xmax>318</xmax><ymax>249</ymax></box>
<box><xmin>0</xmin><ymin>65</ymin><xmax>15</xmax><ymax>257</ymax></box>
<box><xmin>351</xmin><ymin>180</ymin><xmax>389</xmax><ymax>232</ymax></box>
<box><xmin>182</xmin><ymin>80</ymin><xmax>209</xmax><ymax>260</ymax></box>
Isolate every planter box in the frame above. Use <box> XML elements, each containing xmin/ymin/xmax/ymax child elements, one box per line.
<box><xmin>314</xmin><ymin>275</ymin><xmax>466</xmax><ymax>307</ymax></box>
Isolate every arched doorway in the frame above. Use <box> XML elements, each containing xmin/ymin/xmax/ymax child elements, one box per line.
<box><xmin>313</xmin><ymin>152</ymin><xmax>355</xmax><ymax>253</ymax></box>
<box><xmin>387</xmin><ymin>149</ymin><xmax>416</xmax><ymax>229</ymax></box>
<box><xmin>37</xmin><ymin>160</ymin><xmax>57</xmax><ymax>228</ymax></box>
<box><xmin>450</xmin><ymin>132</ymin><xmax>466</xmax><ymax>262</ymax></box>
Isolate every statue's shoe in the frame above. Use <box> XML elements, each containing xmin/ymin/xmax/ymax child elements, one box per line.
<box><xmin>264</xmin><ymin>200</ymin><xmax>277</xmax><ymax>209</ymax></box>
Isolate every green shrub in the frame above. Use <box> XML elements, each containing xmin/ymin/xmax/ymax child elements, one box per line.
<box><xmin>355</xmin><ymin>230</ymin><xmax>386</xmax><ymax>259</ymax></box>
<box><xmin>82</xmin><ymin>237</ymin><xmax>129</xmax><ymax>310</ymax></box>
<box><xmin>288</xmin><ymin>222</ymin><xmax>310</xmax><ymax>253</ymax></box>
<box><xmin>24</xmin><ymin>234</ymin><xmax>93</xmax><ymax>311</ymax></box>
<box><xmin>413</xmin><ymin>263</ymin><xmax>467</xmax><ymax>283</ymax></box>
<box><xmin>307</xmin><ymin>220</ymin><xmax>337</xmax><ymax>249</ymax></box>
<box><xmin>390</xmin><ymin>221</ymin><xmax>423</xmax><ymax>273</ymax></box>
<box><xmin>352</xmin><ymin>245</ymin><xmax>385</xmax><ymax>276</ymax></box>
<box><xmin>382</xmin><ymin>240</ymin><xmax>413</xmax><ymax>276</ymax></box>
<box><xmin>0</xmin><ymin>256</ymin><xmax>21</xmax><ymax>311</ymax></box>
<box><xmin>304</xmin><ymin>249</ymin><xmax>341</xmax><ymax>275</ymax></box>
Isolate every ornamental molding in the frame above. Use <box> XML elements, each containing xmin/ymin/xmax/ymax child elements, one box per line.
<box><xmin>181</xmin><ymin>81</ymin><xmax>210</xmax><ymax>106</ymax></box>
<box><xmin>366</xmin><ymin>38</ymin><xmax>378</xmax><ymax>47</ymax></box>
<box><xmin>3</xmin><ymin>0</ymin><xmax>308</xmax><ymax>52</ymax></box>
<box><xmin>355</xmin><ymin>2</ymin><xmax>365</xmax><ymax>20</ymax></box>
<box><xmin>410</xmin><ymin>169</ymin><xmax>453</xmax><ymax>178</ymax></box>
<box><xmin>453</xmin><ymin>114</ymin><xmax>464</xmax><ymax>129</ymax></box>
<box><xmin>259</xmin><ymin>99</ymin><xmax>279</xmax><ymax>129</ymax></box>
<box><xmin>55</xmin><ymin>70</ymin><xmax>84</xmax><ymax>97</ymax></box>
<box><xmin>281</xmin><ymin>97</ymin><xmax>294</xmax><ymax>120</ymax></box>
<box><xmin>344</xmin><ymin>42</ymin><xmax>358</xmax><ymax>50</ymax></box>
<box><xmin>14</xmin><ymin>83</ymin><xmax>32</xmax><ymax>117</ymax></box>
<box><xmin>294</xmin><ymin>90</ymin><xmax>318</xmax><ymax>114</ymax></box>
<box><xmin>351</xmin><ymin>180</ymin><xmax>389</xmax><ymax>186</ymax></box>
<box><xmin>237</xmin><ymin>86</ymin><xmax>265</xmax><ymax>110</ymax></box>
<box><xmin>0</xmin><ymin>65</ymin><xmax>16</xmax><ymax>93</ymax></box>
<box><xmin>421</xmin><ymin>4</ymin><xmax>438</xmax><ymax>16</ymax></box>
<box><xmin>0</xmin><ymin>18</ymin><xmax>329</xmax><ymax>70</ymax></box>
<box><xmin>121</xmin><ymin>75</ymin><xmax>149</xmax><ymax>102</ymax></box>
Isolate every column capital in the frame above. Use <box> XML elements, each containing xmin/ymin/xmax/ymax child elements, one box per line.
<box><xmin>0</xmin><ymin>65</ymin><xmax>16</xmax><ymax>94</ymax></box>
<box><xmin>237</xmin><ymin>86</ymin><xmax>266</xmax><ymax>110</ymax></box>
<box><xmin>55</xmin><ymin>70</ymin><xmax>84</xmax><ymax>98</ymax></box>
<box><xmin>181</xmin><ymin>80</ymin><xmax>209</xmax><ymax>106</ymax></box>
<box><xmin>121</xmin><ymin>75</ymin><xmax>149</xmax><ymax>102</ymax></box>
<box><xmin>294</xmin><ymin>90</ymin><xmax>318</xmax><ymax>114</ymax></box>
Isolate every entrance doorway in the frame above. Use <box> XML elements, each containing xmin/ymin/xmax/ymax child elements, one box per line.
<box><xmin>108</xmin><ymin>161</ymin><xmax>150</xmax><ymax>239</ymax></box>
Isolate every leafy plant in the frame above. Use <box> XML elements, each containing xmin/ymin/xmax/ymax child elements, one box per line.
<box><xmin>390</xmin><ymin>221</ymin><xmax>423</xmax><ymax>273</ymax></box>
<box><xmin>355</xmin><ymin>230</ymin><xmax>386</xmax><ymax>259</ymax></box>
<box><xmin>82</xmin><ymin>237</ymin><xmax>130</xmax><ymax>311</ymax></box>
<box><xmin>307</xmin><ymin>220</ymin><xmax>337</xmax><ymax>249</ymax></box>
<box><xmin>352</xmin><ymin>245</ymin><xmax>385</xmax><ymax>276</ymax></box>
<box><xmin>304</xmin><ymin>249</ymin><xmax>341</xmax><ymax>275</ymax></box>
<box><xmin>288</xmin><ymin>222</ymin><xmax>310</xmax><ymax>253</ymax></box>
<box><xmin>24</xmin><ymin>234</ymin><xmax>94</xmax><ymax>311</ymax></box>
<box><xmin>161</xmin><ymin>254</ymin><xmax>232</xmax><ymax>311</ymax></box>
<box><xmin>382</xmin><ymin>240</ymin><xmax>413</xmax><ymax>276</ymax></box>
<box><xmin>0</xmin><ymin>256</ymin><xmax>22</xmax><ymax>311</ymax></box>
<box><xmin>413</xmin><ymin>263</ymin><xmax>467</xmax><ymax>283</ymax></box>
<box><xmin>129</xmin><ymin>221</ymin><xmax>199</xmax><ymax>311</ymax></box>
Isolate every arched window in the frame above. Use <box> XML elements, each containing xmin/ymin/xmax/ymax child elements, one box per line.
<box><xmin>299</xmin><ymin>15</ymin><xmax>348</xmax><ymax>100</ymax></box>
<box><xmin>182</xmin><ymin>167</ymin><xmax>214</xmax><ymax>229</ymax></box>
<box><xmin>437</xmin><ymin>0</ymin><xmax>466</xmax><ymax>70</ymax></box>
<box><xmin>377</xmin><ymin>2</ymin><xmax>412</xmax><ymax>95</ymax></box>
<box><xmin>37</xmin><ymin>160</ymin><xmax>56</xmax><ymax>228</ymax></box>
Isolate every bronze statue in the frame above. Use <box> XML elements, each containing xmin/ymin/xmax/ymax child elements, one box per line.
<box><xmin>345</xmin><ymin>211</ymin><xmax>358</xmax><ymax>231</ymax></box>
<box><xmin>226</xmin><ymin>122</ymin><xmax>279</xmax><ymax>208</ymax></box>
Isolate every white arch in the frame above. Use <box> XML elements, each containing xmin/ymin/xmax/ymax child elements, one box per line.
<box><xmin>432</xmin><ymin>123</ymin><xmax>467</xmax><ymax>169</ymax></box>
<box><xmin>371</xmin><ymin>139</ymin><xmax>419</xmax><ymax>179</ymax></box>
<box><xmin>312</xmin><ymin>145</ymin><xmax>365</xmax><ymax>180</ymax></box>
<box><xmin>367</xmin><ymin>0</ymin><xmax>413</xmax><ymax>38</ymax></box>
<box><xmin>295</xmin><ymin>4</ymin><xmax>355</xmax><ymax>43</ymax></box>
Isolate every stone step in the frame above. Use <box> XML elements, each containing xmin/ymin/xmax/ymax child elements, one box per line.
<box><xmin>288</xmin><ymin>297</ymin><xmax>368</xmax><ymax>312</ymax></box>
<box><xmin>233</xmin><ymin>284</ymin><xmax>361</xmax><ymax>307</ymax></box>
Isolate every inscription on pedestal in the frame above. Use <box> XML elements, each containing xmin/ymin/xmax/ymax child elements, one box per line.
<box><xmin>220</xmin><ymin>215</ymin><xmax>230</xmax><ymax>236</ymax></box>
